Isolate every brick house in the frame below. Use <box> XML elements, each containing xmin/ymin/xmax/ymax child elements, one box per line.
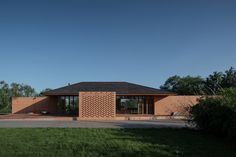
<box><xmin>12</xmin><ymin>82</ymin><xmax>200</xmax><ymax>120</ymax></box>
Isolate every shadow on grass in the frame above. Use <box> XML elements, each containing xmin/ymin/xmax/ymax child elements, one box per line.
<box><xmin>0</xmin><ymin>128</ymin><xmax>235</xmax><ymax>157</ymax></box>
<box><xmin>108</xmin><ymin>128</ymin><xmax>236</xmax><ymax>157</ymax></box>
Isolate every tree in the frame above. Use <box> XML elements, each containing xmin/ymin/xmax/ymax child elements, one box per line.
<box><xmin>161</xmin><ymin>67</ymin><xmax>236</xmax><ymax>95</ymax></box>
<box><xmin>22</xmin><ymin>85</ymin><xmax>37</xmax><ymax>97</ymax></box>
<box><xmin>0</xmin><ymin>81</ymin><xmax>10</xmax><ymax>110</ymax></box>
<box><xmin>10</xmin><ymin>83</ymin><xmax>23</xmax><ymax>97</ymax></box>
<box><xmin>160</xmin><ymin>75</ymin><xmax>181</xmax><ymax>92</ymax></box>
<box><xmin>39</xmin><ymin>88</ymin><xmax>52</xmax><ymax>96</ymax></box>
<box><xmin>205</xmin><ymin>72</ymin><xmax>224</xmax><ymax>94</ymax></box>
<box><xmin>177</xmin><ymin>76</ymin><xmax>205</xmax><ymax>95</ymax></box>
<box><xmin>10</xmin><ymin>83</ymin><xmax>37</xmax><ymax>97</ymax></box>
<box><xmin>0</xmin><ymin>81</ymin><xmax>42</xmax><ymax>113</ymax></box>
<box><xmin>160</xmin><ymin>75</ymin><xmax>205</xmax><ymax>95</ymax></box>
<box><xmin>222</xmin><ymin>67</ymin><xmax>236</xmax><ymax>88</ymax></box>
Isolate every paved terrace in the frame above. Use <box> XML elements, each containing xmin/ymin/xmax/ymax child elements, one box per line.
<box><xmin>0</xmin><ymin>120</ymin><xmax>191</xmax><ymax>128</ymax></box>
<box><xmin>0</xmin><ymin>114</ymin><xmax>192</xmax><ymax>128</ymax></box>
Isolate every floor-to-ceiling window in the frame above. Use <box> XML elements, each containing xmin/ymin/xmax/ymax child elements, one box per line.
<box><xmin>116</xmin><ymin>96</ymin><xmax>154</xmax><ymax>114</ymax></box>
<box><xmin>58</xmin><ymin>96</ymin><xmax>79</xmax><ymax>115</ymax></box>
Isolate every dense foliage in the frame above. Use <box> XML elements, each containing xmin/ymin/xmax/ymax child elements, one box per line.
<box><xmin>189</xmin><ymin>88</ymin><xmax>236</xmax><ymax>139</ymax></box>
<box><xmin>160</xmin><ymin>75</ymin><xmax>205</xmax><ymax>95</ymax></box>
<box><xmin>161</xmin><ymin>67</ymin><xmax>236</xmax><ymax>95</ymax></box>
<box><xmin>221</xmin><ymin>88</ymin><xmax>236</xmax><ymax>111</ymax></box>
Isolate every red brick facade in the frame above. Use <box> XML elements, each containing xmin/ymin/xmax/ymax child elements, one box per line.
<box><xmin>12</xmin><ymin>97</ymin><xmax>58</xmax><ymax>114</ymax></box>
<box><xmin>154</xmin><ymin>95</ymin><xmax>201</xmax><ymax>116</ymax></box>
<box><xmin>79</xmin><ymin>92</ymin><xmax>116</xmax><ymax>119</ymax></box>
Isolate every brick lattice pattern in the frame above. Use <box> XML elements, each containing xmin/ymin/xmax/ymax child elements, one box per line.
<box><xmin>79</xmin><ymin>92</ymin><xmax>116</xmax><ymax>119</ymax></box>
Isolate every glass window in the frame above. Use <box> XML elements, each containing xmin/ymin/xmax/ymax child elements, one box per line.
<box><xmin>57</xmin><ymin>96</ymin><xmax>79</xmax><ymax>115</ymax></box>
<box><xmin>116</xmin><ymin>96</ymin><xmax>154</xmax><ymax>114</ymax></box>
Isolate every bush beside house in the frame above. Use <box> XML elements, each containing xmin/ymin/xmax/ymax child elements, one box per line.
<box><xmin>189</xmin><ymin>88</ymin><xmax>236</xmax><ymax>140</ymax></box>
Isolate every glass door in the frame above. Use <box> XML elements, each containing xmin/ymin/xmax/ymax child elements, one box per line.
<box><xmin>58</xmin><ymin>96</ymin><xmax>79</xmax><ymax>116</ymax></box>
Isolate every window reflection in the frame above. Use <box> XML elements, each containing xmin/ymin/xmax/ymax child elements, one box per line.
<box><xmin>116</xmin><ymin>96</ymin><xmax>154</xmax><ymax>114</ymax></box>
<box><xmin>58</xmin><ymin>96</ymin><xmax>79</xmax><ymax>115</ymax></box>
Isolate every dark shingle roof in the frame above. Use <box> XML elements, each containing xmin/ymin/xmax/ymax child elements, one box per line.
<box><xmin>44</xmin><ymin>82</ymin><xmax>175</xmax><ymax>96</ymax></box>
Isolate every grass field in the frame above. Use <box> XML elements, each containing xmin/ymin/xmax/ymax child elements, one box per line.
<box><xmin>0</xmin><ymin>128</ymin><xmax>235</xmax><ymax>157</ymax></box>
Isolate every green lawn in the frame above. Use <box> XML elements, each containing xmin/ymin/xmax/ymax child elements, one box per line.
<box><xmin>0</xmin><ymin>128</ymin><xmax>235</xmax><ymax>157</ymax></box>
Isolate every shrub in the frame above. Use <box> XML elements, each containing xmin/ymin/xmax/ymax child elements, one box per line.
<box><xmin>0</xmin><ymin>104</ymin><xmax>11</xmax><ymax>114</ymax></box>
<box><xmin>227</xmin><ymin>113</ymin><xmax>236</xmax><ymax>139</ymax></box>
<box><xmin>222</xmin><ymin>88</ymin><xmax>236</xmax><ymax>111</ymax></box>
<box><xmin>190</xmin><ymin>98</ymin><xmax>234</xmax><ymax>134</ymax></box>
<box><xmin>189</xmin><ymin>97</ymin><xmax>236</xmax><ymax>139</ymax></box>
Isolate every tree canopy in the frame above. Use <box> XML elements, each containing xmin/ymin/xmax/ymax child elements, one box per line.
<box><xmin>160</xmin><ymin>67</ymin><xmax>236</xmax><ymax>95</ymax></box>
<box><xmin>0</xmin><ymin>82</ymin><xmax>48</xmax><ymax>113</ymax></box>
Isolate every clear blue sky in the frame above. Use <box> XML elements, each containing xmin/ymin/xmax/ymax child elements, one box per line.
<box><xmin>0</xmin><ymin>0</ymin><xmax>236</xmax><ymax>92</ymax></box>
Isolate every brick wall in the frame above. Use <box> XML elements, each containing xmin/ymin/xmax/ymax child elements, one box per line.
<box><xmin>12</xmin><ymin>97</ymin><xmax>58</xmax><ymax>114</ymax></box>
<box><xmin>79</xmin><ymin>92</ymin><xmax>116</xmax><ymax>119</ymax></box>
<box><xmin>154</xmin><ymin>96</ymin><xmax>201</xmax><ymax>116</ymax></box>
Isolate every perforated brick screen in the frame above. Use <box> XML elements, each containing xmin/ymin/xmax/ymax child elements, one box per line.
<box><xmin>79</xmin><ymin>92</ymin><xmax>116</xmax><ymax>119</ymax></box>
